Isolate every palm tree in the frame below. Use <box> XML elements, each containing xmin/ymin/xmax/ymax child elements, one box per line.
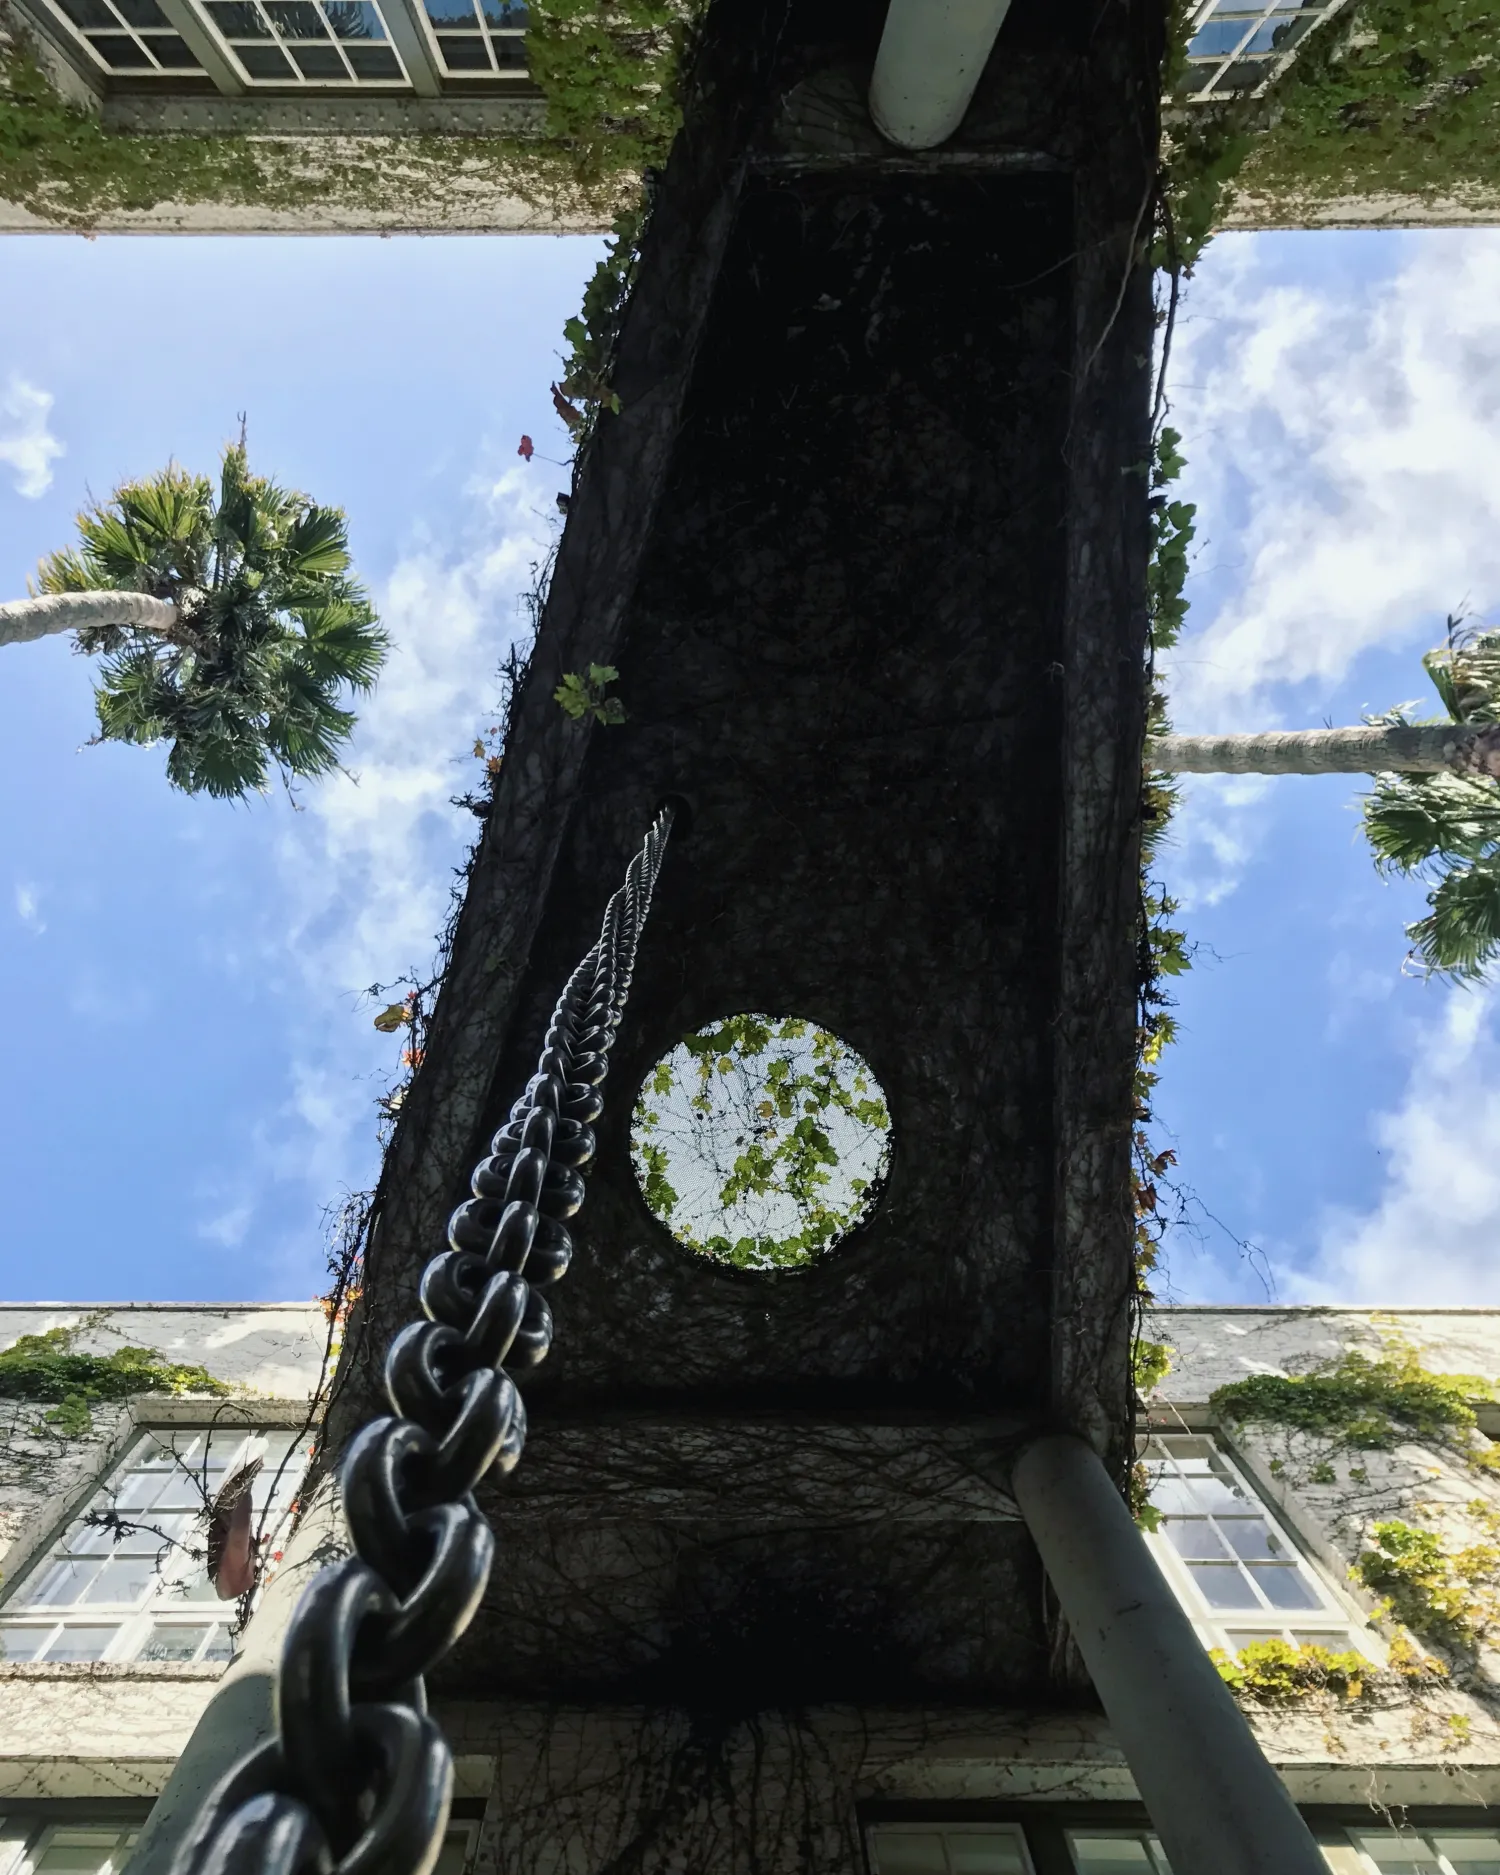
<box><xmin>0</xmin><ymin>439</ymin><xmax>387</xmax><ymax>800</ymax></box>
<box><xmin>1150</xmin><ymin>622</ymin><xmax>1500</xmax><ymax>981</ymax></box>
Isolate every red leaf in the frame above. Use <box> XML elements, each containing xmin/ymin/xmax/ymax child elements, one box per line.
<box><xmin>517</xmin><ymin>434</ymin><xmax>535</xmax><ymax>460</ymax></box>
<box><xmin>550</xmin><ymin>384</ymin><xmax>585</xmax><ymax>433</ymax></box>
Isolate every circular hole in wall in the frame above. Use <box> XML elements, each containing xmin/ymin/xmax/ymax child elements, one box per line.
<box><xmin>630</xmin><ymin>1012</ymin><xmax>892</xmax><ymax>1271</ymax></box>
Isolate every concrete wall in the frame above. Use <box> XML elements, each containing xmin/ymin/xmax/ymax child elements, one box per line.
<box><xmin>7</xmin><ymin>1304</ymin><xmax>1500</xmax><ymax>1823</ymax></box>
<box><xmin>0</xmin><ymin>1304</ymin><xmax>326</xmax><ymax>1800</ymax></box>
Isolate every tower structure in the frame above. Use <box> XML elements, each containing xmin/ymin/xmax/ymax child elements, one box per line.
<box><xmin>117</xmin><ymin>2</ymin><xmax>1334</xmax><ymax>1870</ymax></box>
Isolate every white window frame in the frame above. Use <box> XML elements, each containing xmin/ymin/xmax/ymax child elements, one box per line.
<box><xmin>410</xmin><ymin>0</ymin><xmax>527</xmax><ymax>81</ymax></box>
<box><xmin>0</xmin><ymin>1818</ymin><xmax>478</xmax><ymax>1875</ymax></box>
<box><xmin>192</xmin><ymin>0</ymin><xmax>413</xmax><ymax>86</ymax></box>
<box><xmin>865</xmin><ymin>1821</ymin><xmax>1036</xmax><ymax>1875</ymax></box>
<box><xmin>1178</xmin><ymin>0</ymin><xmax>1354</xmax><ymax>101</ymax></box>
<box><xmin>1065</xmin><ymin>1828</ymin><xmax>1172</xmax><ymax>1873</ymax></box>
<box><xmin>1335</xmin><ymin>1827</ymin><xmax>1500</xmax><ymax>1874</ymax></box>
<box><xmin>0</xmin><ymin>1423</ymin><xmax>308</xmax><ymax>1668</ymax></box>
<box><xmin>29</xmin><ymin>0</ymin><xmax>207</xmax><ymax>77</ymax></box>
<box><xmin>1139</xmin><ymin>1434</ymin><xmax>1377</xmax><ymax>1661</ymax></box>
<box><xmin>2</xmin><ymin>1822</ymin><xmax>141</xmax><ymax>1875</ymax></box>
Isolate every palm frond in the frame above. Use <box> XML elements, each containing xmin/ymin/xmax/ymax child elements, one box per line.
<box><xmin>33</xmin><ymin>545</ymin><xmax>110</xmax><ymax>595</ymax></box>
<box><xmin>1423</xmin><ymin>619</ymin><xmax>1500</xmax><ymax>727</ymax></box>
<box><xmin>292</xmin><ymin>595</ymin><xmax>387</xmax><ymax>690</ymax></box>
<box><xmin>283</xmin><ymin>506</ymin><xmax>351</xmax><ymax>581</ymax></box>
<box><xmin>1407</xmin><ymin>854</ymin><xmax>1500</xmax><ymax>982</ymax></box>
<box><xmin>61</xmin><ymin>434</ymin><xmax>385</xmax><ymax>798</ymax></box>
<box><xmin>1364</xmin><ymin>773</ymin><xmax>1500</xmax><ymax>873</ymax></box>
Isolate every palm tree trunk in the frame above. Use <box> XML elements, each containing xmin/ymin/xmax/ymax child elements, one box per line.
<box><xmin>0</xmin><ymin>591</ymin><xmax>178</xmax><ymax>647</ymax></box>
<box><xmin>1151</xmin><ymin>724</ymin><xmax>1500</xmax><ymax>780</ymax></box>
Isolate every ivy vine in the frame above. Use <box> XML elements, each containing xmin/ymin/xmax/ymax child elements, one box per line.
<box><xmin>630</xmin><ymin>1013</ymin><xmax>891</xmax><ymax>1271</ymax></box>
<box><xmin>0</xmin><ymin>1323</ymin><xmax>226</xmax><ymax>1436</ymax></box>
<box><xmin>1210</xmin><ymin>1339</ymin><xmax>1498</xmax><ymax>1455</ymax></box>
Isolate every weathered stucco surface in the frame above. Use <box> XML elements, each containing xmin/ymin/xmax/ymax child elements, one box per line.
<box><xmin>0</xmin><ymin>1303</ymin><xmax>327</xmax><ymax>1799</ymax></box>
<box><xmin>1143</xmin><ymin>1306</ymin><xmax>1500</xmax><ymax>1401</ymax></box>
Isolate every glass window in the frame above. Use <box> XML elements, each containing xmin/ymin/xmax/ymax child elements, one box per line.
<box><xmin>867</xmin><ymin>1826</ymin><xmax>1032</xmax><ymax>1875</ymax></box>
<box><xmin>1138</xmin><ymin>1435</ymin><xmax>1374</xmax><ymax>1659</ymax></box>
<box><xmin>1179</xmin><ymin>0</ymin><xmax>1343</xmax><ymax>101</ymax></box>
<box><xmin>0</xmin><ymin>1426</ymin><xmax>307</xmax><ymax>1668</ymax></box>
<box><xmin>200</xmin><ymin>0</ymin><xmax>410</xmax><ymax>83</ymax></box>
<box><xmin>18</xmin><ymin>1827</ymin><xmax>139</xmax><ymax>1875</ymax></box>
<box><xmin>1067</xmin><ymin>1834</ymin><xmax>1172</xmax><ymax>1874</ymax></box>
<box><xmin>38</xmin><ymin>0</ymin><xmax>204</xmax><ymax>72</ymax></box>
<box><xmin>420</xmin><ymin>0</ymin><xmax>526</xmax><ymax>75</ymax></box>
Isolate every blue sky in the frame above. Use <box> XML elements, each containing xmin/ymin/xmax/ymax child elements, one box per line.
<box><xmin>1</xmin><ymin>227</ymin><xmax>1497</xmax><ymax>1307</ymax></box>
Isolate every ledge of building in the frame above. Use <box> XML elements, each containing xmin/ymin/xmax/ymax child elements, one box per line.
<box><xmin>1221</xmin><ymin>187</ymin><xmax>1500</xmax><ymax>230</ymax></box>
<box><xmin>100</xmin><ymin>92</ymin><xmax>549</xmax><ymax>137</ymax></box>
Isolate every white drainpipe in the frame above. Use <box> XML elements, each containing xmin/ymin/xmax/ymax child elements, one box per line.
<box><xmin>868</xmin><ymin>0</ymin><xmax>1015</xmax><ymax>150</ymax></box>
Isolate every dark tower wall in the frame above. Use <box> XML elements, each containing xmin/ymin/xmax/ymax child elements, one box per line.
<box><xmin>334</xmin><ymin>0</ymin><xmax>1163</xmax><ymax>1792</ymax></box>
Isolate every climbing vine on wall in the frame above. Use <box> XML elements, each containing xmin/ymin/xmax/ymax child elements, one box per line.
<box><xmin>0</xmin><ymin>1322</ymin><xmax>225</xmax><ymax>1435</ymax></box>
<box><xmin>1210</xmin><ymin>1338</ymin><xmax>1498</xmax><ymax>1456</ymax></box>
<box><xmin>1356</xmin><ymin>1510</ymin><xmax>1500</xmax><ymax>1655</ymax></box>
<box><xmin>0</xmin><ymin>15</ymin><xmax>636</xmax><ymax>227</ymax></box>
<box><xmin>1161</xmin><ymin>0</ymin><xmax>1500</xmax><ymax>271</ymax></box>
<box><xmin>630</xmin><ymin>1014</ymin><xmax>892</xmax><ymax>1270</ymax></box>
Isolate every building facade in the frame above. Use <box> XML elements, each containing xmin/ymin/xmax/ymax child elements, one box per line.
<box><xmin>3</xmin><ymin>1303</ymin><xmax>1500</xmax><ymax>1872</ymax></box>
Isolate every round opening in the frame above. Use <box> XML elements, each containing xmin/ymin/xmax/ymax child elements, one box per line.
<box><xmin>630</xmin><ymin>1012</ymin><xmax>891</xmax><ymax>1270</ymax></box>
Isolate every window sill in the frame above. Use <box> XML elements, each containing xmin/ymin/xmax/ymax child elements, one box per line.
<box><xmin>0</xmin><ymin>1660</ymin><xmax>229</xmax><ymax>1681</ymax></box>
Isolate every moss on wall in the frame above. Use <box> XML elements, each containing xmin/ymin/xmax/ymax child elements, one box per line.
<box><xmin>0</xmin><ymin>1323</ymin><xmax>225</xmax><ymax>1435</ymax></box>
<box><xmin>1165</xmin><ymin>0</ymin><xmax>1500</xmax><ymax>254</ymax></box>
<box><xmin>0</xmin><ymin>15</ymin><xmax>644</xmax><ymax>228</ymax></box>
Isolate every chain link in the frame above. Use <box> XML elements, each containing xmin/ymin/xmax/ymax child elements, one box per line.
<box><xmin>171</xmin><ymin>807</ymin><xmax>673</xmax><ymax>1875</ymax></box>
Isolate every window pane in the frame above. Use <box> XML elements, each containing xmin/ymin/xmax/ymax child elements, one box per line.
<box><xmin>290</xmin><ymin>41</ymin><xmax>346</xmax><ymax>72</ymax></box>
<box><xmin>1069</xmin><ymin>1836</ymin><xmax>1161</xmax><ymax>1873</ymax></box>
<box><xmin>53</xmin><ymin>0</ymin><xmax>118</xmax><ymax>27</ymax></box>
<box><xmin>436</xmin><ymin>34</ymin><xmax>489</xmax><ymax>64</ymax></box>
<box><xmin>1353</xmin><ymin>1834</ymin><xmax>1441</xmax><ymax>1873</ymax></box>
<box><xmin>1186</xmin><ymin>1563</ymin><xmax>1260</xmax><ymax>1609</ymax></box>
<box><xmin>147</xmin><ymin>32</ymin><xmax>201</xmax><ymax>62</ymax></box>
<box><xmin>33</xmin><ymin>1833</ymin><xmax>129</xmax><ymax>1874</ymax></box>
<box><xmin>477</xmin><ymin>0</ymin><xmax>523</xmax><ymax>23</ymax></box>
<box><xmin>237</xmin><ymin>43</ymin><xmax>295</xmax><ymax>71</ymax></box>
<box><xmin>82</xmin><ymin>1556</ymin><xmax>158</xmax><ymax>1605</ymax></box>
<box><xmin>86</xmin><ymin>34</ymin><xmax>154</xmax><ymax>65</ymax></box>
<box><xmin>265</xmin><ymin>3</ymin><xmax>325</xmax><ymax>33</ymax></box>
<box><xmin>345</xmin><ymin>42</ymin><xmax>400</xmax><ymax>72</ymax></box>
<box><xmin>139</xmin><ymin>1624</ymin><xmax>208</xmax><ymax>1662</ymax></box>
<box><xmin>423</xmin><ymin>0</ymin><xmax>476</xmax><ymax>21</ymax></box>
<box><xmin>948</xmin><ymin>1834</ymin><xmax>1027</xmax><ymax>1874</ymax></box>
<box><xmin>871</xmin><ymin>1836</ymin><xmax>947</xmax><ymax>1875</ymax></box>
<box><xmin>1247</xmin><ymin>1564</ymin><xmax>1320</xmax><ymax>1610</ymax></box>
<box><xmin>1220</xmin><ymin>1519</ymin><xmax>1280</xmax><ymax>1562</ymax></box>
<box><xmin>112</xmin><ymin>1472</ymin><xmax>175</xmax><ymax>1514</ymax></box>
<box><xmin>0</xmin><ymin>1624</ymin><xmax>51</xmax><ymax>1661</ymax></box>
<box><xmin>43</xmin><ymin>1625</ymin><xmax>117</xmax><ymax>1661</ymax></box>
<box><xmin>323</xmin><ymin>1</ymin><xmax>382</xmax><ymax>34</ymax></box>
<box><xmin>1431</xmin><ymin>1836</ymin><xmax>1500</xmax><ymax>1872</ymax></box>
<box><xmin>29</xmin><ymin>1559</ymin><xmax>101</xmax><ymax>1605</ymax></box>
<box><xmin>208</xmin><ymin>2</ymin><xmax>270</xmax><ymax>30</ymax></box>
<box><xmin>1165</xmin><ymin>1519</ymin><xmax>1230</xmax><ymax>1561</ymax></box>
<box><xmin>202</xmin><ymin>1625</ymin><xmax>234</xmax><ymax>1661</ymax></box>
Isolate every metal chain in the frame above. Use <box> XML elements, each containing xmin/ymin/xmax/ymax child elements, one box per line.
<box><xmin>173</xmin><ymin>807</ymin><xmax>674</xmax><ymax>1875</ymax></box>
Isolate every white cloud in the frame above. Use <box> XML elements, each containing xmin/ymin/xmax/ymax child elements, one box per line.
<box><xmin>1165</xmin><ymin>234</ymin><xmax>1500</xmax><ymax>729</ymax></box>
<box><xmin>1283</xmin><ymin>989</ymin><xmax>1500</xmax><ymax>1304</ymax></box>
<box><xmin>233</xmin><ymin>463</ymin><xmax>563</xmax><ymax>1259</ymax></box>
<box><xmin>0</xmin><ymin>375</ymin><xmax>65</xmax><ymax>500</ymax></box>
<box><xmin>276</xmin><ymin>463</ymin><xmax>557</xmax><ymax>998</ymax></box>
<box><xmin>199</xmin><ymin>1199</ymin><xmax>253</xmax><ymax>1248</ymax></box>
<box><xmin>1158</xmin><ymin>232</ymin><xmax>1500</xmax><ymax>901</ymax></box>
<box><xmin>14</xmin><ymin>881</ymin><xmax>44</xmax><ymax>935</ymax></box>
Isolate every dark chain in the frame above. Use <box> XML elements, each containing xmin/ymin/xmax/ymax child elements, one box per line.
<box><xmin>172</xmin><ymin>807</ymin><xmax>673</xmax><ymax>1875</ymax></box>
